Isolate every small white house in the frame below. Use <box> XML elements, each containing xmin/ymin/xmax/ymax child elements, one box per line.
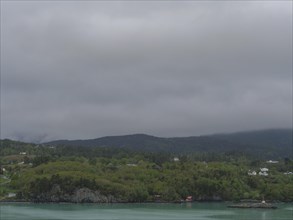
<box><xmin>19</xmin><ymin>152</ymin><xmax>27</xmax><ymax>155</ymax></box>
<box><xmin>173</xmin><ymin>157</ymin><xmax>180</xmax><ymax>162</ymax></box>
<box><xmin>259</xmin><ymin>171</ymin><xmax>268</xmax><ymax>176</ymax></box>
<box><xmin>266</xmin><ymin>160</ymin><xmax>279</xmax><ymax>164</ymax></box>
<box><xmin>126</xmin><ymin>164</ymin><xmax>137</xmax><ymax>167</ymax></box>
<box><xmin>284</xmin><ymin>172</ymin><xmax>293</xmax><ymax>175</ymax></box>
<box><xmin>260</xmin><ymin>168</ymin><xmax>269</xmax><ymax>172</ymax></box>
<box><xmin>248</xmin><ymin>170</ymin><xmax>257</xmax><ymax>176</ymax></box>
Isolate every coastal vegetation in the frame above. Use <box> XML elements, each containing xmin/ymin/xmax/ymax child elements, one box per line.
<box><xmin>13</xmin><ymin>159</ymin><xmax>292</xmax><ymax>202</ymax></box>
<box><xmin>1</xmin><ymin>134</ymin><xmax>292</xmax><ymax>203</ymax></box>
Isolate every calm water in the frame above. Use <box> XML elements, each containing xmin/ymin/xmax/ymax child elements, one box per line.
<box><xmin>1</xmin><ymin>202</ymin><xmax>292</xmax><ymax>220</ymax></box>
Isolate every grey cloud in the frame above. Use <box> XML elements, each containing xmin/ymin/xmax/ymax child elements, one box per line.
<box><xmin>1</xmin><ymin>1</ymin><xmax>292</xmax><ymax>142</ymax></box>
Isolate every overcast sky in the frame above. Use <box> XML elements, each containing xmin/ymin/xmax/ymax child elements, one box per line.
<box><xmin>1</xmin><ymin>1</ymin><xmax>292</xmax><ymax>142</ymax></box>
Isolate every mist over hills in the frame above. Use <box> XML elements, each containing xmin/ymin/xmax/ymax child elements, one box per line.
<box><xmin>45</xmin><ymin>129</ymin><xmax>292</xmax><ymax>159</ymax></box>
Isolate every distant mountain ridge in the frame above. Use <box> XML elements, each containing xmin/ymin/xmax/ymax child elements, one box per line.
<box><xmin>45</xmin><ymin>129</ymin><xmax>292</xmax><ymax>158</ymax></box>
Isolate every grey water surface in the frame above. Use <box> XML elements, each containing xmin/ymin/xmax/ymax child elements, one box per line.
<box><xmin>1</xmin><ymin>203</ymin><xmax>292</xmax><ymax>220</ymax></box>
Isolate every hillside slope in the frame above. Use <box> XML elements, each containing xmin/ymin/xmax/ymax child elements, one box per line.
<box><xmin>46</xmin><ymin>129</ymin><xmax>292</xmax><ymax>158</ymax></box>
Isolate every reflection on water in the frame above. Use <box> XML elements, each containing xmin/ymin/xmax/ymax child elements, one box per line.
<box><xmin>0</xmin><ymin>203</ymin><xmax>292</xmax><ymax>220</ymax></box>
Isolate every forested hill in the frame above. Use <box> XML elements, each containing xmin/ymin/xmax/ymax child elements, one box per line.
<box><xmin>46</xmin><ymin>129</ymin><xmax>292</xmax><ymax>159</ymax></box>
<box><xmin>1</xmin><ymin>129</ymin><xmax>292</xmax><ymax>203</ymax></box>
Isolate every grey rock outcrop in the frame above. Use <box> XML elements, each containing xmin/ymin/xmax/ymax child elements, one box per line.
<box><xmin>72</xmin><ymin>188</ymin><xmax>118</xmax><ymax>203</ymax></box>
<box><xmin>32</xmin><ymin>186</ymin><xmax>120</xmax><ymax>203</ymax></box>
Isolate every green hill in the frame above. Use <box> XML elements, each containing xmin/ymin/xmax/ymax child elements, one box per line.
<box><xmin>1</xmin><ymin>129</ymin><xmax>292</xmax><ymax>203</ymax></box>
<box><xmin>46</xmin><ymin>129</ymin><xmax>292</xmax><ymax>159</ymax></box>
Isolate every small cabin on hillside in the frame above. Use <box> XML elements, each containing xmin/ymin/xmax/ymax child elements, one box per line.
<box><xmin>248</xmin><ymin>170</ymin><xmax>257</xmax><ymax>176</ymax></box>
<box><xmin>173</xmin><ymin>157</ymin><xmax>180</xmax><ymax>162</ymax></box>
<box><xmin>260</xmin><ymin>168</ymin><xmax>269</xmax><ymax>172</ymax></box>
<box><xmin>266</xmin><ymin>160</ymin><xmax>279</xmax><ymax>164</ymax></box>
<box><xmin>259</xmin><ymin>171</ymin><xmax>268</xmax><ymax>176</ymax></box>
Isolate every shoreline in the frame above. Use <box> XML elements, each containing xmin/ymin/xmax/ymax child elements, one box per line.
<box><xmin>1</xmin><ymin>200</ymin><xmax>291</xmax><ymax>205</ymax></box>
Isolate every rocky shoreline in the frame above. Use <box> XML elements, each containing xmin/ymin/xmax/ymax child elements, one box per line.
<box><xmin>0</xmin><ymin>187</ymin><xmax>289</xmax><ymax>204</ymax></box>
<box><xmin>227</xmin><ymin>202</ymin><xmax>278</xmax><ymax>209</ymax></box>
<box><xmin>30</xmin><ymin>188</ymin><xmax>123</xmax><ymax>203</ymax></box>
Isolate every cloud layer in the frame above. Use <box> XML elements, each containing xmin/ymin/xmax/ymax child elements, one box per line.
<box><xmin>1</xmin><ymin>1</ymin><xmax>292</xmax><ymax>142</ymax></box>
